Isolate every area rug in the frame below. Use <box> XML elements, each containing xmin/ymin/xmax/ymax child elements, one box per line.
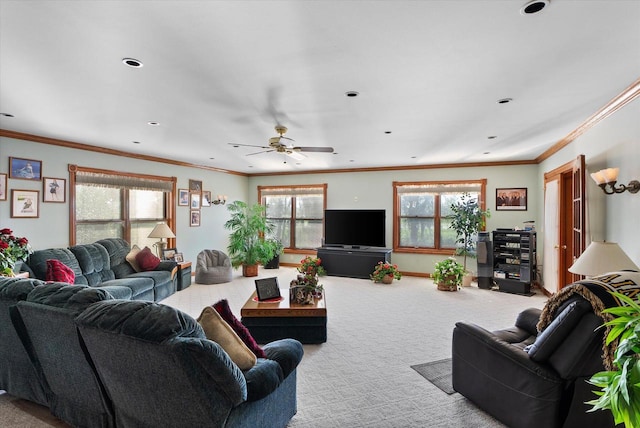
<box><xmin>411</xmin><ymin>358</ymin><xmax>456</xmax><ymax>395</ymax></box>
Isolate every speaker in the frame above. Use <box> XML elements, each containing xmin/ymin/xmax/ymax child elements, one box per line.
<box><xmin>476</xmin><ymin>232</ymin><xmax>493</xmax><ymax>289</ymax></box>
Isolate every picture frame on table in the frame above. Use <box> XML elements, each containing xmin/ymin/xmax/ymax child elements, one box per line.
<box><xmin>11</xmin><ymin>189</ymin><xmax>40</xmax><ymax>218</ymax></box>
<box><xmin>43</xmin><ymin>177</ymin><xmax>66</xmax><ymax>203</ymax></box>
<box><xmin>496</xmin><ymin>187</ymin><xmax>527</xmax><ymax>211</ymax></box>
<box><xmin>0</xmin><ymin>173</ymin><xmax>7</xmax><ymax>201</ymax></box>
<box><xmin>162</xmin><ymin>248</ymin><xmax>177</xmax><ymax>260</ymax></box>
<box><xmin>174</xmin><ymin>253</ymin><xmax>184</xmax><ymax>263</ymax></box>
<box><xmin>9</xmin><ymin>157</ymin><xmax>42</xmax><ymax>180</ymax></box>
<box><xmin>178</xmin><ymin>189</ymin><xmax>190</xmax><ymax>206</ymax></box>
<box><xmin>255</xmin><ymin>277</ymin><xmax>281</xmax><ymax>301</ymax></box>
<box><xmin>190</xmin><ymin>210</ymin><xmax>201</xmax><ymax>227</ymax></box>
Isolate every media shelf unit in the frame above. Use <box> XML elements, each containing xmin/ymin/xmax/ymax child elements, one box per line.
<box><xmin>492</xmin><ymin>230</ymin><xmax>536</xmax><ymax>295</ymax></box>
<box><xmin>316</xmin><ymin>247</ymin><xmax>392</xmax><ymax>279</ymax></box>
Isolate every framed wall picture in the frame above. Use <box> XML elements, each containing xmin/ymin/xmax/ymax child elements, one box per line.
<box><xmin>11</xmin><ymin>189</ymin><xmax>40</xmax><ymax>218</ymax></box>
<box><xmin>174</xmin><ymin>253</ymin><xmax>184</xmax><ymax>263</ymax></box>
<box><xmin>162</xmin><ymin>248</ymin><xmax>177</xmax><ymax>260</ymax></box>
<box><xmin>188</xmin><ymin>179</ymin><xmax>202</xmax><ymax>192</ymax></box>
<box><xmin>190</xmin><ymin>210</ymin><xmax>201</xmax><ymax>227</ymax></box>
<box><xmin>178</xmin><ymin>189</ymin><xmax>190</xmax><ymax>206</ymax></box>
<box><xmin>9</xmin><ymin>157</ymin><xmax>42</xmax><ymax>180</ymax></box>
<box><xmin>190</xmin><ymin>192</ymin><xmax>201</xmax><ymax>209</ymax></box>
<box><xmin>496</xmin><ymin>188</ymin><xmax>527</xmax><ymax>211</ymax></box>
<box><xmin>0</xmin><ymin>173</ymin><xmax>7</xmax><ymax>201</ymax></box>
<box><xmin>202</xmin><ymin>190</ymin><xmax>211</xmax><ymax>207</ymax></box>
<box><xmin>43</xmin><ymin>177</ymin><xmax>66</xmax><ymax>203</ymax></box>
<box><xmin>255</xmin><ymin>277</ymin><xmax>281</xmax><ymax>301</ymax></box>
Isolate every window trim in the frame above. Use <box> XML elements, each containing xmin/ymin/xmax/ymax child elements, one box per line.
<box><xmin>392</xmin><ymin>179</ymin><xmax>487</xmax><ymax>255</ymax></box>
<box><xmin>258</xmin><ymin>184</ymin><xmax>327</xmax><ymax>253</ymax></box>
<box><xmin>68</xmin><ymin>164</ymin><xmax>176</xmax><ymax>246</ymax></box>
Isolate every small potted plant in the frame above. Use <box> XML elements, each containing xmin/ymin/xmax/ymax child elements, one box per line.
<box><xmin>433</xmin><ymin>257</ymin><xmax>465</xmax><ymax>291</ymax></box>
<box><xmin>290</xmin><ymin>256</ymin><xmax>326</xmax><ymax>304</ymax></box>
<box><xmin>370</xmin><ymin>261</ymin><xmax>402</xmax><ymax>284</ymax></box>
<box><xmin>264</xmin><ymin>239</ymin><xmax>284</xmax><ymax>269</ymax></box>
<box><xmin>0</xmin><ymin>228</ymin><xmax>32</xmax><ymax>276</ymax></box>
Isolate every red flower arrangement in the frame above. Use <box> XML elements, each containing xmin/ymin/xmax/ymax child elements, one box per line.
<box><xmin>0</xmin><ymin>228</ymin><xmax>32</xmax><ymax>276</ymax></box>
<box><xmin>370</xmin><ymin>261</ymin><xmax>402</xmax><ymax>283</ymax></box>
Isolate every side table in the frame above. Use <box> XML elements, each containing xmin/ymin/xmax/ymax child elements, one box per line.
<box><xmin>176</xmin><ymin>261</ymin><xmax>192</xmax><ymax>291</ymax></box>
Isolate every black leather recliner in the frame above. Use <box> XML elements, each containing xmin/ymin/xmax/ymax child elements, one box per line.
<box><xmin>452</xmin><ymin>294</ymin><xmax>615</xmax><ymax>428</ymax></box>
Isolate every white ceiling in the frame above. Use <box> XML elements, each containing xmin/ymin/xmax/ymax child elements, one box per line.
<box><xmin>1</xmin><ymin>1</ymin><xmax>639</xmax><ymax>174</ymax></box>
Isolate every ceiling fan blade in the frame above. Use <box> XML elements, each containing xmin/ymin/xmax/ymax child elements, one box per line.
<box><xmin>280</xmin><ymin>136</ymin><xmax>295</xmax><ymax>142</ymax></box>
<box><xmin>228</xmin><ymin>143</ymin><xmax>271</xmax><ymax>149</ymax></box>
<box><xmin>293</xmin><ymin>146</ymin><xmax>334</xmax><ymax>153</ymax></box>
<box><xmin>246</xmin><ymin>149</ymin><xmax>276</xmax><ymax>156</ymax></box>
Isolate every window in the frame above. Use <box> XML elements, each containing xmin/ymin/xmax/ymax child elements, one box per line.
<box><xmin>393</xmin><ymin>180</ymin><xmax>486</xmax><ymax>254</ymax></box>
<box><xmin>258</xmin><ymin>184</ymin><xmax>327</xmax><ymax>251</ymax></box>
<box><xmin>70</xmin><ymin>165</ymin><xmax>176</xmax><ymax>247</ymax></box>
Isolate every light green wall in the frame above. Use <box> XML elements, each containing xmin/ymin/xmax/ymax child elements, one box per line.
<box><xmin>3</xmin><ymin>93</ymin><xmax>637</xmax><ymax>280</ymax></box>
<box><xmin>0</xmin><ymin>137</ymin><xmax>248</xmax><ymax>264</ymax></box>
<box><xmin>248</xmin><ymin>164</ymin><xmax>540</xmax><ymax>274</ymax></box>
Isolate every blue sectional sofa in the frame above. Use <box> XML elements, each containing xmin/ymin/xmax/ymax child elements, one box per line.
<box><xmin>23</xmin><ymin>238</ymin><xmax>177</xmax><ymax>302</ymax></box>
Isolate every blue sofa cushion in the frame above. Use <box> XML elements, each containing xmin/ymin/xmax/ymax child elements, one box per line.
<box><xmin>69</xmin><ymin>244</ymin><xmax>115</xmax><ymax>286</ymax></box>
<box><xmin>26</xmin><ymin>282</ymin><xmax>114</xmax><ymax>313</ymax></box>
<box><xmin>262</xmin><ymin>338</ymin><xmax>304</xmax><ymax>379</ymax></box>
<box><xmin>243</xmin><ymin>358</ymin><xmax>283</xmax><ymax>402</ymax></box>
<box><xmin>27</xmin><ymin>248</ymin><xmax>86</xmax><ymax>284</ymax></box>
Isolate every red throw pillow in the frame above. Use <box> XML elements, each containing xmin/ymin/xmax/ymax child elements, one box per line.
<box><xmin>46</xmin><ymin>259</ymin><xmax>76</xmax><ymax>283</ymax></box>
<box><xmin>213</xmin><ymin>299</ymin><xmax>266</xmax><ymax>359</ymax></box>
<box><xmin>135</xmin><ymin>246</ymin><xmax>161</xmax><ymax>271</ymax></box>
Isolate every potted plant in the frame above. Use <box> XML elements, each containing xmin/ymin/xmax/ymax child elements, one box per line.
<box><xmin>0</xmin><ymin>228</ymin><xmax>32</xmax><ymax>276</ymax></box>
<box><xmin>224</xmin><ymin>201</ymin><xmax>275</xmax><ymax>277</ymax></box>
<box><xmin>290</xmin><ymin>256</ymin><xmax>326</xmax><ymax>303</ymax></box>
<box><xmin>370</xmin><ymin>261</ymin><xmax>402</xmax><ymax>284</ymax></box>
<box><xmin>433</xmin><ymin>257</ymin><xmax>465</xmax><ymax>291</ymax></box>
<box><xmin>264</xmin><ymin>239</ymin><xmax>284</xmax><ymax>269</ymax></box>
<box><xmin>449</xmin><ymin>193</ymin><xmax>490</xmax><ymax>286</ymax></box>
<box><xmin>587</xmin><ymin>292</ymin><xmax>640</xmax><ymax>427</ymax></box>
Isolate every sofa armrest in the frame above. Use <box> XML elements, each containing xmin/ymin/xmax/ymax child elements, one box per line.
<box><xmin>156</xmin><ymin>260</ymin><xmax>178</xmax><ymax>272</ymax></box>
<box><xmin>262</xmin><ymin>338</ymin><xmax>304</xmax><ymax>379</ymax></box>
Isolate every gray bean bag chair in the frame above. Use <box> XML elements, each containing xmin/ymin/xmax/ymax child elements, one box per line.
<box><xmin>195</xmin><ymin>250</ymin><xmax>233</xmax><ymax>284</ymax></box>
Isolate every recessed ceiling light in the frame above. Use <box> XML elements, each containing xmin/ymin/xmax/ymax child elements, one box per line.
<box><xmin>483</xmin><ymin>152</ymin><xmax>491</xmax><ymax>155</ymax></box>
<box><xmin>497</xmin><ymin>98</ymin><xmax>513</xmax><ymax>104</ymax></box>
<box><xmin>488</xmin><ymin>136</ymin><xmax>497</xmax><ymax>139</ymax></box>
<box><xmin>232</xmin><ymin>145</ymin><xmax>239</xmax><ymax>148</ymax></box>
<box><xmin>122</xmin><ymin>57</ymin><xmax>143</xmax><ymax>68</ymax></box>
<box><xmin>209</xmin><ymin>157</ymin><xmax>215</xmax><ymax>160</ymax></box>
<box><xmin>384</xmin><ymin>131</ymin><xmax>392</xmax><ymax>134</ymax></box>
<box><xmin>349</xmin><ymin>160</ymin><xmax>355</xmax><ymax>162</ymax></box>
<box><xmin>411</xmin><ymin>156</ymin><xmax>417</xmax><ymax>159</ymax></box>
<box><xmin>132</xmin><ymin>141</ymin><xmax>141</xmax><ymax>144</ymax></box>
<box><xmin>333</xmin><ymin>152</ymin><xmax>338</xmax><ymax>155</ymax></box>
<box><xmin>520</xmin><ymin>0</ymin><xmax>549</xmax><ymax>15</ymax></box>
<box><xmin>0</xmin><ymin>112</ymin><xmax>14</xmax><ymax>117</ymax></box>
<box><xmin>147</xmin><ymin>121</ymin><xmax>160</xmax><ymax>126</ymax></box>
<box><xmin>345</xmin><ymin>91</ymin><xmax>359</xmax><ymax>97</ymax></box>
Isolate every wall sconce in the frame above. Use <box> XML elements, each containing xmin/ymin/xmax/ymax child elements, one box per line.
<box><xmin>213</xmin><ymin>195</ymin><xmax>227</xmax><ymax>205</ymax></box>
<box><xmin>590</xmin><ymin>167</ymin><xmax>640</xmax><ymax>195</ymax></box>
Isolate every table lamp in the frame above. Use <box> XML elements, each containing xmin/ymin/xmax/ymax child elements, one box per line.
<box><xmin>148</xmin><ymin>222</ymin><xmax>175</xmax><ymax>258</ymax></box>
<box><xmin>569</xmin><ymin>241</ymin><xmax>639</xmax><ymax>277</ymax></box>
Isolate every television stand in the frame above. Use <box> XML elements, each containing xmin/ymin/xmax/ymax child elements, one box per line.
<box><xmin>317</xmin><ymin>247</ymin><xmax>392</xmax><ymax>279</ymax></box>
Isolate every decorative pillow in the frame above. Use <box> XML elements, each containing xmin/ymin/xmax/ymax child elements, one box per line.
<box><xmin>126</xmin><ymin>244</ymin><xmax>142</xmax><ymax>272</ymax></box>
<box><xmin>46</xmin><ymin>259</ymin><xmax>75</xmax><ymax>283</ymax></box>
<box><xmin>197</xmin><ymin>306</ymin><xmax>257</xmax><ymax>370</ymax></box>
<box><xmin>213</xmin><ymin>299</ymin><xmax>266</xmax><ymax>359</ymax></box>
<box><xmin>135</xmin><ymin>246</ymin><xmax>161</xmax><ymax>271</ymax></box>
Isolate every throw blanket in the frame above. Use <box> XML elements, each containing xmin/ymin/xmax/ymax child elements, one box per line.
<box><xmin>537</xmin><ymin>271</ymin><xmax>640</xmax><ymax>371</ymax></box>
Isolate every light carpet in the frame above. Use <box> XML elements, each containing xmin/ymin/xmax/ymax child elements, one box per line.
<box><xmin>0</xmin><ymin>267</ymin><xmax>548</xmax><ymax>427</ymax></box>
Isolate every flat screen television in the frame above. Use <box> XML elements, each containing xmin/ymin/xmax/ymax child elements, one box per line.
<box><xmin>323</xmin><ymin>209</ymin><xmax>386</xmax><ymax>248</ymax></box>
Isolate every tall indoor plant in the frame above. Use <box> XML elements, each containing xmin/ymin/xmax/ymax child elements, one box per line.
<box><xmin>449</xmin><ymin>193</ymin><xmax>490</xmax><ymax>284</ymax></box>
<box><xmin>224</xmin><ymin>201</ymin><xmax>275</xmax><ymax>277</ymax></box>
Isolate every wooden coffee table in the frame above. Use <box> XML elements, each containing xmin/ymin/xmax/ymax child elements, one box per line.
<box><xmin>240</xmin><ymin>289</ymin><xmax>327</xmax><ymax>344</ymax></box>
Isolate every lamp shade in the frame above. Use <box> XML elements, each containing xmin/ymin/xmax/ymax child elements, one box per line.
<box><xmin>148</xmin><ymin>222</ymin><xmax>175</xmax><ymax>239</ymax></box>
<box><xmin>569</xmin><ymin>241</ymin><xmax>639</xmax><ymax>277</ymax></box>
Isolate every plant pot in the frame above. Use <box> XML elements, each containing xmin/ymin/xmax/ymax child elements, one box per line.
<box><xmin>381</xmin><ymin>275</ymin><xmax>394</xmax><ymax>284</ymax></box>
<box><xmin>437</xmin><ymin>275</ymin><xmax>459</xmax><ymax>292</ymax></box>
<box><xmin>290</xmin><ymin>286</ymin><xmax>315</xmax><ymax>305</ymax></box>
<box><xmin>462</xmin><ymin>273</ymin><xmax>473</xmax><ymax>287</ymax></box>
<box><xmin>242</xmin><ymin>264</ymin><xmax>259</xmax><ymax>277</ymax></box>
<box><xmin>264</xmin><ymin>254</ymin><xmax>280</xmax><ymax>269</ymax></box>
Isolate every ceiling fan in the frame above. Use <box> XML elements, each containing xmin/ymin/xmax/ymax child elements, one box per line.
<box><xmin>230</xmin><ymin>126</ymin><xmax>334</xmax><ymax>160</ymax></box>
